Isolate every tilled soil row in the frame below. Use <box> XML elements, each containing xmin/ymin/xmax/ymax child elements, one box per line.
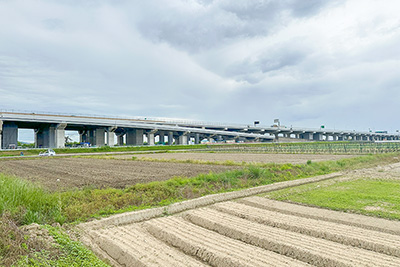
<box><xmin>143</xmin><ymin>217</ymin><xmax>308</xmax><ymax>267</ymax></box>
<box><xmin>183</xmin><ymin>208</ymin><xmax>400</xmax><ymax>266</ymax></box>
<box><xmin>80</xmin><ymin>167</ymin><xmax>400</xmax><ymax>266</ymax></box>
<box><xmin>90</xmin><ymin>226</ymin><xmax>207</xmax><ymax>267</ymax></box>
<box><xmin>239</xmin><ymin>197</ymin><xmax>400</xmax><ymax>235</ymax></box>
<box><xmin>212</xmin><ymin>201</ymin><xmax>400</xmax><ymax>257</ymax></box>
<box><xmin>87</xmin><ymin>198</ymin><xmax>400</xmax><ymax>267</ymax></box>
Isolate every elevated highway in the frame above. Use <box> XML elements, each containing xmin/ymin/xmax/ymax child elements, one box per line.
<box><xmin>0</xmin><ymin>111</ymin><xmax>398</xmax><ymax>149</ymax></box>
<box><xmin>0</xmin><ymin>111</ymin><xmax>273</xmax><ymax>149</ymax></box>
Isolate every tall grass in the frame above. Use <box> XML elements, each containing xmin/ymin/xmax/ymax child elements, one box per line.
<box><xmin>0</xmin><ymin>174</ymin><xmax>64</xmax><ymax>225</ymax></box>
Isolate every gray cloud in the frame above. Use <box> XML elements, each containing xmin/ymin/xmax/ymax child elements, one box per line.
<box><xmin>1</xmin><ymin>0</ymin><xmax>400</xmax><ymax>134</ymax></box>
<box><xmin>135</xmin><ymin>0</ymin><xmax>342</xmax><ymax>53</ymax></box>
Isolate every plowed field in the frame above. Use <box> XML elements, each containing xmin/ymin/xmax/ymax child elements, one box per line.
<box><xmin>84</xmin><ymin>196</ymin><xmax>400</xmax><ymax>266</ymax></box>
<box><xmin>80</xmin><ymin>167</ymin><xmax>400</xmax><ymax>267</ymax></box>
<box><xmin>0</xmin><ymin>158</ymin><xmax>237</xmax><ymax>190</ymax></box>
<box><xmin>114</xmin><ymin>152</ymin><xmax>356</xmax><ymax>164</ymax></box>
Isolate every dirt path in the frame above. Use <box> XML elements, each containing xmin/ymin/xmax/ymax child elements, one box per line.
<box><xmin>113</xmin><ymin>152</ymin><xmax>356</xmax><ymax>164</ymax></box>
<box><xmin>79</xmin><ymin>166</ymin><xmax>400</xmax><ymax>266</ymax></box>
<box><xmin>0</xmin><ymin>158</ymin><xmax>238</xmax><ymax>190</ymax></box>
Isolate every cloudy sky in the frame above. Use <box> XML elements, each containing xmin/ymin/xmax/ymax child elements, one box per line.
<box><xmin>1</xmin><ymin>0</ymin><xmax>400</xmax><ymax>134</ymax></box>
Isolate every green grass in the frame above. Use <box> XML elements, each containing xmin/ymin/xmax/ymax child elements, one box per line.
<box><xmin>15</xmin><ymin>225</ymin><xmax>109</xmax><ymax>267</ymax></box>
<box><xmin>0</xmin><ymin>174</ymin><xmax>65</xmax><ymax>225</ymax></box>
<box><xmin>266</xmin><ymin>178</ymin><xmax>400</xmax><ymax>220</ymax></box>
<box><xmin>0</xmin><ymin>144</ymin><xmax>209</xmax><ymax>158</ymax></box>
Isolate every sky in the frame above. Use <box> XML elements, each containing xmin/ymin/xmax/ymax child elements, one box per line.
<box><xmin>1</xmin><ymin>0</ymin><xmax>400</xmax><ymax>139</ymax></box>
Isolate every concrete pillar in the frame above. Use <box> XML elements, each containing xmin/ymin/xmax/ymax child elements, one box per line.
<box><xmin>54</xmin><ymin>124</ymin><xmax>67</xmax><ymax>148</ymax></box>
<box><xmin>1</xmin><ymin>122</ymin><xmax>18</xmax><ymax>149</ymax></box>
<box><xmin>158</xmin><ymin>131</ymin><xmax>165</xmax><ymax>144</ymax></box>
<box><xmin>35</xmin><ymin>123</ymin><xmax>66</xmax><ymax>148</ymax></box>
<box><xmin>217</xmin><ymin>135</ymin><xmax>223</xmax><ymax>142</ymax></box>
<box><xmin>303</xmin><ymin>132</ymin><xmax>313</xmax><ymax>140</ymax></box>
<box><xmin>88</xmin><ymin>128</ymin><xmax>105</xmax><ymax>147</ymax></box>
<box><xmin>168</xmin><ymin>132</ymin><xmax>174</xmax><ymax>145</ymax></box>
<box><xmin>178</xmin><ymin>134</ymin><xmax>188</xmax><ymax>145</ymax></box>
<box><xmin>79</xmin><ymin>130</ymin><xmax>88</xmax><ymax>143</ymax></box>
<box><xmin>313</xmin><ymin>133</ymin><xmax>322</xmax><ymax>141</ymax></box>
<box><xmin>116</xmin><ymin>133</ymin><xmax>125</xmax><ymax>146</ymax></box>
<box><xmin>126</xmin><ymin>129</ymin><xmax>144</xmax><ymax>146</ymax></box>
<box><xmin>195</xmin><ymin>133</ymin><xmax>200</xmax><ymax>144</ymax></box>
<box><xmin>106</xmin><ymin>127</ymin><xmax>116</xmax><ymax>146</ymax></box>
<box><xmin>146</xmin><ymin>130</ymin><xmax>157</xmax><ymax>146</ymax></box>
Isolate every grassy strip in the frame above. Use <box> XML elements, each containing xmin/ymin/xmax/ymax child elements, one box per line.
<box><xmin>211</xmin><ymin>141</ymin><xmax>400</xmax><ymax>154</ymax></box>
<box><xmin>265</xmin><ymin>178</ymin><xmax>400</xmax><ymax>220</ymax></box>
<box><xmin>15</xmin><ymin>225</ymin><xmax>109</xmax><ymax>267</ymax></box>
<box><xmin>0</xmin><ymin>214</ymin><xmax>109</xmax><ymax>267</ymax></box>
<box><xmin>0</xmin><ymin>144</ymin><xmax>209</xmax><ymax>157</ymax></box>
<box><xmin>0</xmin><ymin>174</ymin><xmax>64</xmax><ymax>225</ymax></box>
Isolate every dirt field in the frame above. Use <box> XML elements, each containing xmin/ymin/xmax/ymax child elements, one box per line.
<box><xmin>0</xmin><ymin>153</ymin><xmax>355</xmax><ymax>191</ymax></box>
<box><xmin>80</xmin><ymin>164</ymin><xmax>400</xmax><ymax>266</ymax></box>
<box><xmin>86</xmin><ymin>197</ymin><xmax>400</xmax><ymax>266</ymax></box>
<box><xmin>114</xmin><ymin>152</ymin><xmax>356</xmax><ymax>164</ymax></box>
<box><xmin>0</xmin><ymin>158</ymin><xmax>237</xmax><ymax>191</ymax></box>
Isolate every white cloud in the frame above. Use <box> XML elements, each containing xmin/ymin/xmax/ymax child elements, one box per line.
<box><xmin>0</xmin><ymin>0</ymin><xmax>400</xmax><ymax>133</ymax></box>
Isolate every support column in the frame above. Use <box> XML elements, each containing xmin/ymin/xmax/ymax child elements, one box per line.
<box><xmin>116</xmin><ymin>132</ymin><xmax>125</xmax><ymax>146</ymax></box>
<box><xmin>158</xmin><ymin>131</ymin><xmax>165</xmax><ymax>144</ymax></box>
<box><xmin>195</xmin><ymin>133</ymin><xmax>200</xmax><ymax>144</ymax></box>
<box><xmin>313</xmin><ymin>133</ymin><xmax>322</xmax><ymax>141</ymax></box>
<box><xmin>303</xmin><ymin>132</ymin><xmax>313</xmax><ymax>140</ymax></box>
<box><xmin>87</xmin><ymin>128</ymin><xmax>105</xmax><ymax>147</ymax></box>
<box><xmin>1</xmin><ymin>122</ymin><xmax>18</xmax><ymax>149</ymax></box>
<box><xmin>146</xmin><ymin>130</ymin><xmax>157</xmax><ymax>146</ymax></box>
<box><xmin>35</xmin><ymin>123</ymin><xmax>66</xmax><ymax>148</ymax></box>
<box><xmin>54</xmin><ymin>123</ymin><xmax>67</xmax><ymax>148</ymax></box>
<box><xmin>168</xmin><ymin>132</ymin><xmax>174</xmax><ymax>145</ymax></box>
<box><xmin>79</xmin><ymin>130</ymin><xmax>88</xmax><ymax>144</ymax></box>
<box><xmin>106</xmin><ymin>127</ymin><xmax>116</xmax><ymax>147</ymax></box>
<box><xmin>178</xmin><ymin>135</ymin><xmax>188</xmax><ymax>145</ymax></box>
<box><xmin>126</xmin><ymin>129</ymin><xmax>144</xmax><ymax>146</ymax></box>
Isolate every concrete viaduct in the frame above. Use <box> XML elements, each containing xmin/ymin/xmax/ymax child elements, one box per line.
<box><xmin>0</xmin><ymin>112</ymin><xmax>273</xmax><ymax>149</ymax></box>
<box><xmin>0</xmin><ymin>111</ymin><xmax>398</xmax><ymax>149</ymax></box>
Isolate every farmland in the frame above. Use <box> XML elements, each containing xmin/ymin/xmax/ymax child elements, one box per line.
<box><xmin>114</xmin><ymin>152</ymin><xmax>356</xmax><ymax>164</ymax></box>
<box><xmin>1</xmin><ymin>144</ymin><xmax>400</xmax><ymax>266</ymax></box>
<box><xmin>82</xmin><ymin>164</ymin><xmax>400</xmax><ymax>266</ymax></box>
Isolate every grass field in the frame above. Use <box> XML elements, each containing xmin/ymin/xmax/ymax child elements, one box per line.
<box><xmin>266</xmin><ymin>178</ymin><xmax>400</xmax><ymax>220</ymax></box>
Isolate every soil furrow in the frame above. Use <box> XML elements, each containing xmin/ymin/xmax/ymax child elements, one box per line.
<box><xmin>239</xmin><ymin>196</ymin><xmax>400</xmax><ymax>235</ymax></box>
<box><xmin>184</xmin><ymin>208</ymin><xmax>400</xmax><ymax>266</ymax></box>
<box><xmin>212</xmin><ymin>201</ymin><xmax>400</xmax><ymax>257</ymax></box>
<box><xmin>145</xmin><ymin>217</ymin><xmax>282</xmax><ymax>266</ymax></box>
<box><xmin>95</xmin><ymin>225</ymin><xmax>207</xmax><ymax>266</ymax></box>
<box><xmin>144</xmin><ymin>217</ymin><xmax>310</xmax><ymax>267</ymax></box>
<box><xmin>117</xmin><ymin>226</ymin><xmax>208</xmax><ymax>266</ymax></box>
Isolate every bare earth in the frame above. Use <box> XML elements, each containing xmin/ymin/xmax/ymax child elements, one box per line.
<box><xmin>0</xmin><ymin>158</ymin><xmax>237</xmax><ymax>191</ymax></box>
<box><xmin>114</xmin><ymin>152</ymin><xmax>356</xmax><ymax>164</ymax></box>
<box><xmin>80</xmin><ymin>163</ymin><xmax>400</xmax><ymax>267</ymax></box>
<box><xmin>0</xmin><ymin>153</ymin><xmax>354</xmax><ymax>191</ymax></box>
